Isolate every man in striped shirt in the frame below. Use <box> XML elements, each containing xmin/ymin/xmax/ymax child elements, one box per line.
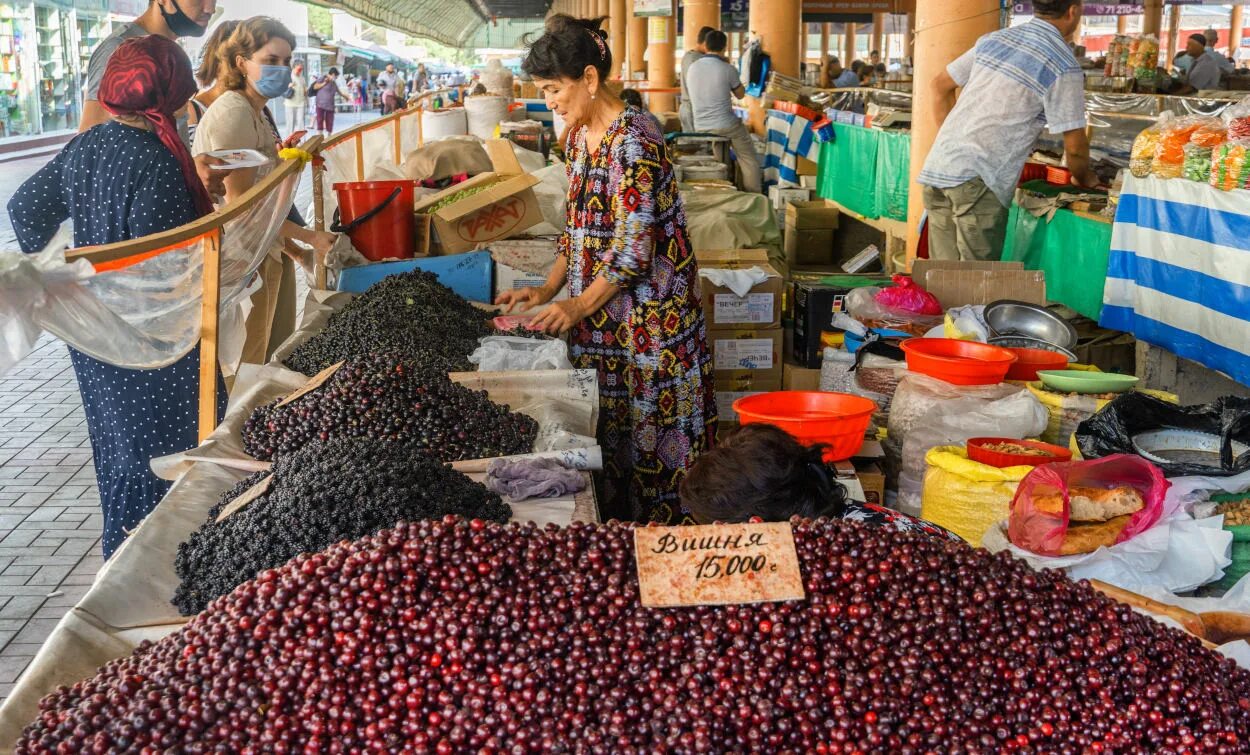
<box><xmin>918</xmin><ymin>0</ymin><xmax>1098</xmax><ymax>262</ymax></box>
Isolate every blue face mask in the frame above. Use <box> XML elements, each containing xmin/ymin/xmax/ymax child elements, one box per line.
<box><xmin>252</xmin><ymin>65</ymin><xmax>292</xmax><ymax>99</ymax></box>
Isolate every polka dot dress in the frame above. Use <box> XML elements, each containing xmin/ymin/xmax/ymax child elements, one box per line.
<box><xmin>8</xmin><ymin>122</ymin><xmax>228</xmax><ymax>558</ymax></box>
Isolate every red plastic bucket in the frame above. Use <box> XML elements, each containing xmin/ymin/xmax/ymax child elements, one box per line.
<box><xmin>733</xmin><ymin>391</ymin><xmax>876</xmax><ymax>462</ymax></box>
<box><xmin>331</xmin><ymin>180</ymin><xmax>417</xmax><ymax>262</ymax></box>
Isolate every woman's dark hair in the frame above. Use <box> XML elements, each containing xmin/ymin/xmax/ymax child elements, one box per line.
<box><xmin>619</xmin><ymin>88</ymin><xmax>643</xmax><ymax>108</ymax></box>
<box><xmin>522</xmin><ymin>14</ymin><xmax>612</xmax><ymax>83</ymax></box>
<box><xmin>679</xmin><ymin>424</ymin><xmax>848</xmax><ymax>525</ymax></box>
<box><xmin>195</xmin><ymin>20</ymin><xmax>240</xmax><ymax>87</ymax></box>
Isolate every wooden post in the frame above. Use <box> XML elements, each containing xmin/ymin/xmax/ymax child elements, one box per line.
<box><xmin>628</xmin><ymin>10</ymin><xmax>647</xmax><ymax>79</ymax></box>
<box><xmin>820</xmin><ymin>22</ymin><xmax>830</xmax><ymax>59</ymax></box>
<box><xmin>871</xmin><ymin>12</ymin><xmax>885</xmax><ymax>60</ymax></box>
<box><xmin>198</xmin><ymin>230</ymin><xmax>221</xmax><ymax>442</ymax></box>
<box><xmin>844</xmin><ymin>23</ymin><xmax>857</xmax><ymax>66</ymax></box>
<box><xmin>393</xmin><ymin>115</ymin><xmax>402</xmax><ymax>165</ymax></box>
<box><xmin>1231</xmin><ymin>5</ymin><xmax>1245</xmax><ymax>60</ymax></box>
<box><xmin>1143</xmin><ymin>0</ymin><xmax>1164</xmax><ymax>39</ymax></box>
<box><xmin>354</xmin><ymin>133</ymin><xmax>365</xmax><ymax>180</ymax></box>
<box><xmin>610</xmin><ymin>0</ymin><xmax>628</xmax><ymax>78</ymax></box>
<box><xmin>905</xmin><ymin>12</ymin><xmax>915</xmax><ymax>61</ymax></box>
<box><xmin>1116</xmin><ymin>15</ymin><xmax>1128</xmax><ymax>35</ymax></box>
<box><xmin>646</xmin><ymin>2</ymin><xmax>677</xmax><ymax>112</ymax></box>
<box><xmin>1165</xmin><ymin>4</ymin><xmax>1181</xmax><ymax>69</ymax></box>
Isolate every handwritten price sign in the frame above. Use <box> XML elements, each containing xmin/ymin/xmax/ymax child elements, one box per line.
<box><xmin>634</xmin><ymin>523</ymin><xmax>806</xmax><ymax>608</ymax></box>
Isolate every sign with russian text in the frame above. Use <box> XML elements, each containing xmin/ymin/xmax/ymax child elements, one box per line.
<box><xmin>635</xmin><ymin>522</ymin><xmax>806</xmax><ymax>608</ymax></box>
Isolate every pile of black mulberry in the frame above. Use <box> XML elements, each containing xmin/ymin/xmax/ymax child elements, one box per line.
<box><xmin>21</xmin><ymin>518</ymin><xmax>1250</xmax><ymax>753</ymax></box>
<box><xmin>284</xmin><ymin>270</ymin><xmax>493</xmax><ymax>376</ymax></box>
<box><xmin>171</xmin><ymin>437</ymin><xmax>510</xmax><ymax>616</ymax></box>
<box><xmin>242</xmin><ymin>353</ymin><xmax>538</xmax><ymax>461</ymax></box>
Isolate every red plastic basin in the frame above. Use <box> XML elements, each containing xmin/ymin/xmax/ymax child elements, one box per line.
<box><xmin>733</xmin><ymin>391</ymin><xmax>876</xmax><ymax>462</ymax></box>
<box><xmin>967</xmin><ymin>437</ymin><xmax>1073</xmax><ymax>468</ymax></box>
<box><xmin>900</xmin><ymin>338</ymin><xmax>1017</xmax><ymax>386</ymax></box>
<box><xmin>1004</xmin><ymin>347</ymin><xmax>1069</xmax><ymax>381</ymax></box>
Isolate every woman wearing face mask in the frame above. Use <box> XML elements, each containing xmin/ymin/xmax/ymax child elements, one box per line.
<box><xmin>8</xmin><ymin>36</ymin><xmax>226</xmax><ymax>558</ymax></box>
<box><xmin>498</xmin><ymin>15</ymin><xmax>715</xmax><ymax>525</ymax></box>
<box><xmin>192</xmin><ymin>17</ymin><xmax>335</xmax><ymax>366</ymax></box>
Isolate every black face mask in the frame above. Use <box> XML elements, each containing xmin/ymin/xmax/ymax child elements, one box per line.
<box><xmin>160</xmin><ymin>0</ymin><xmax>207</xmax><ymax>38</ymax></box>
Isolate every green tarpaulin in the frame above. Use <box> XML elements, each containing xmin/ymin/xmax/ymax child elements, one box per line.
<box><xmin>816</xmin><ymin>124</ymin><xmax>911</xmax><ymax>222</ymax></box>
<box><xmin>1002</xmin><ymin>197</ymin><xmax>1112</xmax><ymax>321</ymax></box>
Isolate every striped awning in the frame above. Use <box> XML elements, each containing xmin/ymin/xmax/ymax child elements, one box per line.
<box><xmin>302</xmin><ymin>0</ymin><xmax>490</xmax><ymax>47</ymax></box>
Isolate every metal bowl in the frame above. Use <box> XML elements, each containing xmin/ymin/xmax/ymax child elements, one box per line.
<box><xmin>1132</xmin><ymin>429</ymin><xmax>1250</xmax><ymax>469</ymax></box>
<box><xmin>987</xmin><ymin>336</ymin><xmax>1077</xmax><ymax>361</ymax></box>
<box><xmin>984</xmin><ymin>300</ymin><xmax>1078</xmax><ymax>351</ymax></box>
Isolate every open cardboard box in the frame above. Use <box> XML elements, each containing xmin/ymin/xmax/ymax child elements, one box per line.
<box><xmin>911</xmin><ymin>259</ymin><xmax>1046</xmax><ymax>308</ymax></box>
<box><xmin>414</xmin><ymin>140</ymin><xmax>543</xmax><ymax>255</ymax></box>
<box><xmin>695</xmin><ymin>249</ymin><xmax>784</xmax><ymax>331</ymax></box>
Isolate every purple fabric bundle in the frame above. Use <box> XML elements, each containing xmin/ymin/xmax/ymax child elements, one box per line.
<box><xmin>485</xmin><ymin>458</ymin><xmax>586</xmax><ymax>501</ymax></box>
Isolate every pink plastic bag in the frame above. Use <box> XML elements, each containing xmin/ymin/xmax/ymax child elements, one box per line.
<box><xmin>873</xmin><ymin>275</ymin><xmax>943</xmax><ymax>316</ymax></box>
<box><xmin>1008</xmin><ymin>455</ymin><xmax>1170</xmax><ymax>557</ymax></box>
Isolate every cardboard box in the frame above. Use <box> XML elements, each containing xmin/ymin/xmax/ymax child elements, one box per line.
<box><xmin>786</xmin><ymin>200</ymin><xmax>841</xmax><ymax>230</ymax></box>
<box><xmin>696</xmin><ymin>249</ymin><xmax>784</xmax><ymax>330</ymax></box>
<box><xmin>854</xmin><ymin>462</ymin><xmax>885</xmax><ymax>506</ymax></box>
<box><xmin>785</xmin><ymin>226</ymin><xmax>835</xmax><ymax>267</ymax></box>
<box><xmin>413</xmin><ymin>140</ymin><xmax>543</xmax><ymax>255</ymax></box>
<box><xmin>783</xmin><ymin>360</ymin><xmax>822</xmax><ymax>392</ymax></box>
<box><xmin>911</xmin><ymin>260</ymin><xmax>1046</xmax><ymax>309</ymax></box>
<box><xmin>710</xmin><ymin>328</ymin><xmax>784</xmax><ymax>385</ymax></box>
<box><xmin>792</xmin><ymin>276</ymin><xmax>894</xmax><ymax>368</ymax></box>
<box><xmin>769</xmin><ymin>186</ymin><xmax>812</xmax><ymax>210</ymax></box>
<box><xmin>796</xmin><ymin>156</ymin><xmax>819</xmax><ymax>177</ymax></box>
<box><xmin>494</xmin><ymin>261</ymin><xmax>569</xmax><ymax>302</ymax></box>
<box><xmin>715</xmin><ymin>381</ymin><xmax>782</xmax><ymax>423</ymax></box>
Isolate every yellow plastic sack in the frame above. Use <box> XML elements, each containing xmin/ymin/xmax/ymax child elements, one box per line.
<box><xmin>920</xmin><ymin>446</ymin><xmax>1033</xmax><ymax>546</ymax></box>
<box><xmin>1026</xmin><ymin>382</ymin><xmax>1179</xmax><ymax>451</ymax></box>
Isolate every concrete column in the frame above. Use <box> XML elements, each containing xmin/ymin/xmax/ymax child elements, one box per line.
<box><xmin>597</xmin><ymin>0</ymin><xmax>609</xmax><ymax>20</ymax></box>
<box><xmin>1116</xmin><ymin>16</ymin><xmax>1128</xmax><ymax>35</ymax></box>
<box><xmin>905</xmin><ymin>13</ymin><xmax>915</xmax><ymax>60</ymax></box>
<box><xmin>628</xmin><ymin>11</ymin><xmax>647</xmax><ymax>79</ymax></box>
<box><xmin>1143</xmin><ymin>0</ymin><xmax>1164</xmax><ymax>39</ymax></box>
<box><xmin>1165</xmin><ymin>4</ymin><xmax>1181</xmax><ymax>67</ymax></box>
<box><xmin>905</xmin><ymin>0</ymin><xmax>1001</xmax><ymax>263</ymax></box>
<box><xmin>647</xmin><ymin>1</ymin><xmax>677</xmax><ymax>112</ymax></box>
<box><xmin>844</xmin><ymin>22</ymin><xmax>857</xmax><ymax>65</ymax></box>
<box><xmin>820</xmin><ymin>23</ymin><xmax>830</xmax><ymax>59</ymax></box>
<box><xmin>871</xmin><ymin>12</ymin><xmax>885</xmax><ymax>59</ymax></box>
<box><xmin>746</xmin><ymin>0</ymin><xmax>801</xmax><ymax>132</ymax></box>
<box><xmin>1232</xmin><ymin>6</ymin><xmax>1245</xmax><ymax>58</ymax></box>
<box><xmin>609</xmin><ymin>0</ymin><xmax>627</xmax><ymax>77</ymax></box>
<box><xmin>684</xmin><ymin>0</ymin><xmax>720</xmax><ymax>50</ymax></box>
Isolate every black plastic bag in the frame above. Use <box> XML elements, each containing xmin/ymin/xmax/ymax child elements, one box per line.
<box><xmin>1075</xmin><ymin>393</ymin><xmax>1250</xmax><ymax>477</ymax></box>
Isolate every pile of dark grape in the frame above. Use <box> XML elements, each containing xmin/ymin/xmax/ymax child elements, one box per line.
<box><xmin>21</xmin><ymin>517</ymin><xmax>1250</xmax><ymax>753</ymax></box>
<box><xmin>284</xmin><ymin>270</ymin><xmax>493</xmax><ymax>376</ymax></box>
<box><xmin>242</xmin><ymin>353</ymin><xmax>537</xmax><ymax>462</ymax></box>
<box><xmin>172</xmin><ymin>437</ymin><xmax>510</xmax><ymax>615</ymax></box>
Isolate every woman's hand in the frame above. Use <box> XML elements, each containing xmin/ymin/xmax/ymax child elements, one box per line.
<box><xmin>530</xmin><ymin>299</ymin><xmax>585</xmax><ymax>336</ymax></box>
<box><xmin>495</xmin><ymin>284</ymin><xmax>555</xmax><ymax>313</ymax></box>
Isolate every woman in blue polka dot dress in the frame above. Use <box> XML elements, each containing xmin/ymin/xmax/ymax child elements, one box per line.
<box><xmin>7</xmin><ymin>36</ymin><xmax>226</xmax><ymax>558</ymax></box>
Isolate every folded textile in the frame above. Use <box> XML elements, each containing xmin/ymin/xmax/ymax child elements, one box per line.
<box><xmin>699</xmin><ymin>266</ymin><xmax>770</xmax><ymax>298</ymax></box>
<box><xmin>485</xmin><ymin>457</ymin><xmax>586</xmax><ymax>501</ymax></box>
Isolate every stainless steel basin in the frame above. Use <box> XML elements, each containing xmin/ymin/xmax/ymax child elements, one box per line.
<box><xmin>984</xmin><ymin>300</ymin><xmax>1078</xmax><ymax>351</ymax></box>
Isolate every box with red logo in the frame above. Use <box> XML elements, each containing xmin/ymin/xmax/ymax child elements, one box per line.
<box><xmin>413</xmin><ymin>140</ymin><xmax>543</xmax><ymax>255</ymax></box>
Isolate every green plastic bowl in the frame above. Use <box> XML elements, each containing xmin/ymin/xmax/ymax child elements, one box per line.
<box><xmin>1037</xmin><ymin>370</ymin><xmax>1140</xmax><ymax>394</ymax></box>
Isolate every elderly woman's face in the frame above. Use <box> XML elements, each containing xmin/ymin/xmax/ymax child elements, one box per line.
<box><xmin>535</xmin><ymin>70</ymin><xmax>594</xmax><ymax>127</ymax></box>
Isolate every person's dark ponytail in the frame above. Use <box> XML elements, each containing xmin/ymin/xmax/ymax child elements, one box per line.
<box><xmin>522</xmin><ymin>14</ymin><xmax>612</xmax><ymax>82</ymax></box>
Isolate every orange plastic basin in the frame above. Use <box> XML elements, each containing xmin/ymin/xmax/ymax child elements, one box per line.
<box><xmin>1004</xmin><ymin>347</ymin><xmax>1069</xmax><ymax>381</ymax></box>
<box><xmin>900</xmin><ymin>338</ymin><xmax>1017</xmax><ymax>386</ymax></box>
<box><xmin>733</xmin><ymin>391</ymin><xmax>877</xmax><ymax>461</ymax></box>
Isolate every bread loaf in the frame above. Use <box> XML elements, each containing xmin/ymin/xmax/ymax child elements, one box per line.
<box><xmin>1056</xmin><ymin>514</ymin><xmax>1132</xmax><ymax>556</ymax></box>
<box><xmin>1032</xmin><ymin>486</ymin><xmax>1144</xmax><ymax>523</ymax></box>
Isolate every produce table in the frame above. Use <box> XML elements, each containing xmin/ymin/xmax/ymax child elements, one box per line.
<box><xmin>1002</xmin><ymin>181</ymin><xmax>1113</xmax><ymax>321</ymax></box>
<box><xmin>814</xmin><ymin>124</ymin><xmax>911</xmax><ymax>221</ymax></box>
<box><xmin>1102</xmin><ymin>174</ymin><xmax>1250</xmax><ymax>386</ymax></box>
<box><xmin>763</xmin><ymin>109</ymin><xmax>821</xmax><ymax>188</ymax></box>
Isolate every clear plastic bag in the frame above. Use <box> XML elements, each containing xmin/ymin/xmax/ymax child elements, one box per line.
<box><xmin>1151</xmin><ymin>116</ymin><xmax>1216</xmax><ymax>180</ymax></box>
<box><xmin>1008</xmin><ymin>455</ymin><xmax>1170</xmax><ymax>557</ymax></box>
<box><xmin>469</xmin><ymin>336</ymin><xmax>573</xmax><ymax>372</ymax></box>
<box><xmin>845</xmin><ymin>287</ymin><xmax>943</xmax><ymax>336</ymax></box>
<box><xmin>1210</xmin><ymin>141</ymin><xmax>1250</xmax><ymax>191</ymax></box>
<box><xmin>873</xmin><ymin>275</ymin><xmax>942</xmax><ymax>316</ymax></box>
<box><xmin>1130</xmin><ymin>112</ymin><xmax>1170</xmax><ymax>178</ymax></box>
<box><xmin>1224</xmin><ymin>96</ymin><xmax>1250</xmax><ymax>142</ymax></box>
<box><xmin>1182</xmin><ymin>143</ymin><xmax>1214</xmax><ymax>183</ymax></box>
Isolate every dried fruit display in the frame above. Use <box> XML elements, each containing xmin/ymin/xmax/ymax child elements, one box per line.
<box><xmin>172</xmin><ymin>437</ymin><xmax>510</xmax><ymax>615</ymax></box>
<box><xmin>242</xmin><ymin>353</ymin><xmax>537</xmax><ymax>462</ymax></box>
<box><xmin>19</xmin><ymin>518</ymin><xmax>1250</xmax><ymax>752</ymax></box>
<box><xmin>284</xmin><ymin>270</ymin><xmax>493</xmax><ymax>376</ymax></box>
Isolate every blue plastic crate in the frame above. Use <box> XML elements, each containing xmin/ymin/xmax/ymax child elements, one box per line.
<box><xmin>335</xmin><ymin>251</ymin><xmax>494</xmax><ymax>302</ymax></box>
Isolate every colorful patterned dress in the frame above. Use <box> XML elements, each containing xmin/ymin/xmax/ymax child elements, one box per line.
<box><xmin>562</xmin><ymin>107</ymin><xmax>716</xmax><ymax>524</ymax></box>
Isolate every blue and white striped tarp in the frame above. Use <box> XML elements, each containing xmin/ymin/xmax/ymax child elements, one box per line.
<box><xmin>1101</xmin><ymin>174</ymin><xmax>1250</xmax><ymax>385</ymax></box>
<box><xmin>764</xmin><ymin>110</ymin><xmax>820</xmax><ymax>189</ymax></box>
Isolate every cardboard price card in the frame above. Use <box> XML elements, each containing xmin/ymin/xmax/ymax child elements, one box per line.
<box><xmin>634</xmin><ymin>522</ymin><xmax>806</xmax><ymax>608</ymax></box>
<box><xmin>277</xmin><ymin>361</ymin><xmax>344</xmax><ymax>407</ymax></box>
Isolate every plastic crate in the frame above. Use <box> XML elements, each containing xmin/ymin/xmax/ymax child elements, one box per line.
<box><xmin>335</xmin><ymin>250</ymin><xmax>494</xmax><ymax>302</ymax></box>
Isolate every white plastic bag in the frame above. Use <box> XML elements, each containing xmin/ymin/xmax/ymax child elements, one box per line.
<box><xmin>894</xmin><ymin>375</ymin><xmax>1047</xmax><ymax>516</ymax></box>
<box><xmin>469</xmin><ymin>336</ymin><xmax>573</xmax><ymax>372</ymax></box>
<box><xmin>981</xmin><ymin>514</ymin><xmax>1233</xmax><ymax>594</ymax></box>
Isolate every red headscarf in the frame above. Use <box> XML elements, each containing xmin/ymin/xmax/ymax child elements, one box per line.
<box><xmin>97</xmin><ymin>35</ymin><xmax>215</xmax><ymax>216</ymax></box>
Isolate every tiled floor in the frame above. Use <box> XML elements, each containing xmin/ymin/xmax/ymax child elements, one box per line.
<box><xmin>0</xmin><ymin>335</ymin><xmax>104</xmax><ymax>700</ymax></box>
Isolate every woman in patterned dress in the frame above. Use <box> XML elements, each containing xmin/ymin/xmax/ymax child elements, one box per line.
<box><xmin>500</xmin><ymin>14</ymin><xmax>716</xmax><ymax>524</ymax></box>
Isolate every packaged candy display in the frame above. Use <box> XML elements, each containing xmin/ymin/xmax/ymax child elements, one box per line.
<box><xmin>1128</xmin><ymin>35</ymin><xmax>1159</xmax><ymax>82</ymax></box>
<box><xmin>1182</xmin><ymin>142</ymin><xmax>1214</xmax><ymax>183</ymax></box>
<box><xmin>1129</xmin><ymin>116</ymin><xmax>1167</xmax><ymax>178</ymax></box>
<box><xmin>1210</xmin><ymin>141</ymin><xmax>1250</xmax><ymax>191</ymax></box>
<box><xmin>1190</xmin><ymin>121</ymin><xmax>1227</xmax><ymax>148</ymax></box>
<box><xmin>1151</xmin><ymin>118</ymin><xmax>1210</xmax><ymax>180</ymax></box>
<box><xmin>1104</xmin><ymin>34</ymin><xmax>1130</xmax><ymax>77</ymax></box>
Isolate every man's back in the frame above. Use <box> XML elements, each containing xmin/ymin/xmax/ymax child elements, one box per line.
<box><xmin>686</xmin><ymin>55</ymin><xmax>739</xmax><ymax>131</ymax></box>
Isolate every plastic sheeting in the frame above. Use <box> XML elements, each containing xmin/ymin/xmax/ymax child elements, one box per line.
<box><xmin>873</xmin><ymin>130</ymin><xmax>911</xmax><ymax>222</ymax></box>
<box><xmin>317</xmin><ymin>108</ymin><xmax>423</xmax><ymax>225</ymax></box>
<box><xmin>302</xmin><ymin>0</ymin><xmax>485</xmax><ymax>48</ymax></box>
<box><xmin>1002</xmin><ymin>196</ymin><xmax>1112</xmax><ymax>321</ymax></box>
<box><xmin>680</xmin><ymin>188</ymin><xmax>785</xmax><ymax>273</ymax></box>
<box><xmin>0</xmin><ymin>167</ymin><xmax>297</xmax><ymax>377</ymax></box>
<box><xmin>817</xmin><ymin>126</ymin><xmax>879</xmax><ymax>219</ymax></box>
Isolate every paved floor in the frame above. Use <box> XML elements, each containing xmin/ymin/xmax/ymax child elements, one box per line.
<box><xmin>0</xmin><ymin>108</ymin><xmax>377</xmax><ymax>706</ymax></box>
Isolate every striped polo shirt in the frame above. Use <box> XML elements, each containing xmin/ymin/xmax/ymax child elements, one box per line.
<box><xmin>918</xmin><ymin>18</ymin><xmax>1087</xmax><ymax>208</ymax></box>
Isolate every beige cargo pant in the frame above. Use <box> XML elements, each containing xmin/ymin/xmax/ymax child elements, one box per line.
<box><xmin>922</xmin><ymin>176</ymin><xmax>1009</xmax><ymax>262</ymax></box>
